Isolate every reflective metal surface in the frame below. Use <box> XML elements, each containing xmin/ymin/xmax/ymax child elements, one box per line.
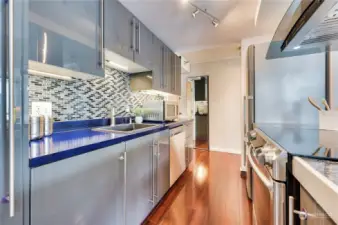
<box><xmin>93</xmin><ymin>123</ymin><xmax>160</xmax><ymax>134</ymax></box>
<box><xmin>273</xmin><ymin>181</ymin><xmax>286</xmax><ymax>225</ymax></box>
<box><xmin>266</xmin><ymin>0</ymin><xmax>334</xmax><ymax>59</ymax></box>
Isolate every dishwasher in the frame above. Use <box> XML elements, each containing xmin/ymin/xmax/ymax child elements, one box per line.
<box><xmin>170</xmin><ymin>125</ymin><xmax>186</xmax><ymax>187</ymax></box>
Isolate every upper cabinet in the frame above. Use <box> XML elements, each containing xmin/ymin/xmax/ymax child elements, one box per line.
<box><xmin>151</xmin><ymin>36</ymin><xmax>164</xmax><ymax>92</ymax></box>
<box><xmin>104</xmin><ymin>0</ymin><xmax>154</xmax><ymax>72</ymax></box>
<box><xmin>172</xmin><ymin>55</ymin><xmax>181</xmax><ymax>96</ymax></box>
<box><xmin>134</xmin><ymin>22</ymin><xmax>154</xmax><ymax>71</ymax></box>
<box><xmin>29</xmin><ymin>0</ymin><xmax>105</xmax><ymax>78</ymax></box>
<box><xmin>162</xmin><ymin>45</ymin><xmax>172</xmax><ymax>93</ymax></box>
<box><xmin>104</xmin><ymin>0</ymin><xmax>134</xmax><ymax>62</ymax></box>
<box><xmin>29</xmin><ymin>0</ymin><xmax>182</xmax><ymax>95</ymax></box>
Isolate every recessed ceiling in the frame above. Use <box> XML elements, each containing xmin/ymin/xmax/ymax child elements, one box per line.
<box><xmin>119</xmin><ymin>0</ymin><xmax>292</xmax><ymax>62</ymax></box>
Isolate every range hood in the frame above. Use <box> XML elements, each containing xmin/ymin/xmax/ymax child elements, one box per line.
<box><xmin>267</xmin><ymin>0</ymin><xmax>338</xmax><ymax>59</ymax></box>
<box><xmin>129</xmin><ymin>72</ymin><xmax>170</xmax><ymax>96</ymax></box>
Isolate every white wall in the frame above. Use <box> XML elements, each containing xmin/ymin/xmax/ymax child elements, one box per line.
<box><xmin>180</xmin><ymin>58</ymin><xmax>242</xmax><ymax>154</ymax></box>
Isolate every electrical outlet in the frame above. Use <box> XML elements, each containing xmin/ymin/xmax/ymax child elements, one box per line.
<box><xmin>32</xmin><ymin>102</ymin><xmax>52</xmax><ymax>117</ymax></box>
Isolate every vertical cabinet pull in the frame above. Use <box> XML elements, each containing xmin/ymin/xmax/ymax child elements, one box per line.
<box><xmin>123</xmin><ymin>151</ymin><xmax>127</xmax><ymax>225</ymax></box>
<box><xmin>100</xmin><ymin>0</ymin><xmax>105</xmax><ymax>68</ymax></box>
<box><xmin>8</xmin><ymin>0</ymin><xmax>15</xmax><ymax>217</ymax></box>
<box><xmin>161</xmin><ymin>46</ymin><xmax>164</xmax><ymax>88</ymax></box>
<box><xmin>130</xmin><ymin>19</ymin><xmax>136</xmax><ymax>51</ymax></box>
<box><xmin>137</xmin><ymin>21</ymin><xmax>140</xmax><ymax>54</ymax></box>
<box><xmin>149</xmin><ymin>143</ymin><xmax>156</xmax><ymax>204</ymax></box>
<box><xmin>289</xmin><ymin>196</ymin><xmax>295</xmax><ymax>225</ymax></box>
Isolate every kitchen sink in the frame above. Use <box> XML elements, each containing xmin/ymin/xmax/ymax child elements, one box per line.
<box><xmin>93</xmin><ymin>123</ymin><xmax>160</xmax><ymax>134</ymax></box>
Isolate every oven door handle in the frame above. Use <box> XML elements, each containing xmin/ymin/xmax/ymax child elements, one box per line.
<box><xmin>248</xmin><ymin>146</ymin><xmax>273</xmax><ymax>191</ymax></box>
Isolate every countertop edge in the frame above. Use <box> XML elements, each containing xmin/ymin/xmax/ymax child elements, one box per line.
<box><xmin>29</xmin><ymin>125</ymin><xmax>168</xmax><ymax>168</ymax></box>
<box><xmin>292</xmin><ymin>157</ymin><xmax>338</xmax><ymax>223</ymax></box>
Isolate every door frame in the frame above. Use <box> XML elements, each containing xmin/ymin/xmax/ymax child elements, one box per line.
<box><xmin>186</xmin><ymin>75</ymin><xmax>210</xmax><ymax>150</ymax></box>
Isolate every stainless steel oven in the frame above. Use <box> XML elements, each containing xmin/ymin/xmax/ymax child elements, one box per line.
<box><xmin>248</xmin><ymin>137</ymin><xmax>288</xmax><ymax>225</ymax></box>
<box><xmin>143</xmin><ymin>100</ymin><xmax>179</xmax><ymax>121</ymax></box>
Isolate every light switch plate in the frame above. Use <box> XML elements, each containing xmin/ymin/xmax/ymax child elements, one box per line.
<box><xmin>32</xmin><ymin>102</ymin><xmax>52</xmax><ymax>116</ymax></box>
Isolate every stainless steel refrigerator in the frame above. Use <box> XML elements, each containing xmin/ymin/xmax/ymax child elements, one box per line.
<box><xmin>0</xmin><ymin>1</ymin><xmax>29</xmax><ymax>225</ymax></box>
<box><xmin>241</xmin><ymin>45</ymin><xmax>255</xmax><ymax>178</ymax></box>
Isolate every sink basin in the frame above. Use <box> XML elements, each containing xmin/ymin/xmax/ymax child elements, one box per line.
<box><xmin>93</xmin><ymin>123</ymin><xmax>160</xmax><ymax>134</ymax></box>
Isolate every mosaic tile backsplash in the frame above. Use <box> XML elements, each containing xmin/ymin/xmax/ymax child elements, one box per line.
<box><xmin>28</xmin><ymin>68</ymin><xmax>162</xmax><ymax>121</ymax></box>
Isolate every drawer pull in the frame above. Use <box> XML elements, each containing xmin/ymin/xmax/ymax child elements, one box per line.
<box><xmin>289</xmin><ymin>196</ymin><xmax>323</xmax><ymax>224</ymax></box>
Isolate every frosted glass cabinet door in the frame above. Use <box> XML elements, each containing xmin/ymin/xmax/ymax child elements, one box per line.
<box><xmin>29</xmin><ymin>0</ymin><xmax>104</xmax><ymax>77</ymax></box>
<box><xmin>126</xmin><ymin>134</ymin><xmax>154</xmax><ymax>225</ymax></box>
<box><xmin>31</xmin><ymin>143</ymin><xmax>126</xmax><ymax>225</ymax></box>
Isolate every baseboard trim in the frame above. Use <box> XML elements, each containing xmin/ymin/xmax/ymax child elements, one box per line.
<box><xmin>209</xmin><ymin>147</ymin><xmax>241</xmax><ymax>154</ymax></box>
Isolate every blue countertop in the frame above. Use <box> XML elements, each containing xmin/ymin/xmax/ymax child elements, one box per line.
<box><xmin>29</xmin><ymin>118</ymin><xmax>193</xmax><ymax>168</ymax></box>
<box><xmin>256</xmin><ymin>124</ymin><xmax>338</xmax><ymax>161</ymax></box>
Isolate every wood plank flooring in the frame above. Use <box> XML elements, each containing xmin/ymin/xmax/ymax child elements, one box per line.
<box><xmin>143</xmin><ymin>149</ymin><xmax>252</xmax><ymax>225</ymax></box>
<box><xmin>194</xmin><ymin>140</ymin><xmax>209</xmax><ymax>149</ymax></box>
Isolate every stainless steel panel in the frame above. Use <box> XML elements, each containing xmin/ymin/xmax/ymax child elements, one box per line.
<box><xmin>0</xmin><ymin>0</ymin><xmax>29</xmax><ymax>224</ymax></box>
<box><xmin>153</xmin><ymin>130</ymin><xmax>170</xmax><ymax>203</ymax></box>
<box><xmin>104</xmin><ymin>0</ymin><xmax>134</xmax><ymax>61</ymax></box>
<box><xmin>8</xmin><ymin>0</ymin><xmax>15</xmax><ymax>216</ymax></box>
<box><xmin>255</xmin><ymin>42</ymin><xmax>325</xmax><ymax>125</ymax></box>
<box><xmin>31</xmin><ymin>143</ymin><xmax>126</xmax><ymax>225</ymax></box>
<box><xmin>29</xmin><ymin>0</ymin><xmax>104</xmax><ymax>77</ymax></box>
<box><xmin>272</xmin><ymin>181</ymin><xmax>285</xmax><ymax>225</ymax></box>
<box><xmin>126</xmin><ymin>134</ymin><xmax>154</xmax><ymax>225</ymax></box>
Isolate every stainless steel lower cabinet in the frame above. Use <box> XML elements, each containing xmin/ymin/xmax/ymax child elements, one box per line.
<box><xmin>30</xmin><ymin>143</ymin><xmax>126</xmax><ymax>225</ymax></box>
<box><xmin>126</xmin><ymin>134</ymin><xmax>154</xmax><ymax>225</ymax></box>
<box><xmin>153</xmin><ymin>130</ymin><xmax>170</xmax><ymax>203</ymax></box>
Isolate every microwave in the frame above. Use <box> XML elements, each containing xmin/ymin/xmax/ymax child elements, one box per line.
<box><xmin>143</xmin><ymin>100</ymin><xmax>179</xmax><ymax>121</ymax></box>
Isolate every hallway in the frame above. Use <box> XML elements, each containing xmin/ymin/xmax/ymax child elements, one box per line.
<box><xmin>143</xmin><ymin>150</ymin><xmax>252</xmax><ymax>225</ymax></box>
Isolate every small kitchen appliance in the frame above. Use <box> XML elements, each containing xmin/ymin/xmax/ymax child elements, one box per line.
<box><xmin>29</xmin><ymin>116</ymin><xmax>44</xmax><ymax>140</ymax></box>
<box><xmin>142</xmin><ymin>100</ymin><xmax>179</xmax><ymax>121</ymax></box>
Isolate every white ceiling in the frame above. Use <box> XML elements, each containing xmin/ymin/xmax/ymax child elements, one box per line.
<box><xmin>119</xmin><ymin>0</ymin><xmax>292</xmax><ymax>62</ymax></box>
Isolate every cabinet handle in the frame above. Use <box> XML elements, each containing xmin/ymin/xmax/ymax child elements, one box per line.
<box><xmin>99</xmin><ymin>0</ymin><xmax>105</xmax><ymax>69</ymax></box>
<box><xmin>173</xmin><ymin>56</ymin><xmax>176</xmax><ymax>92</ymax></box>
<box><xmin>289</xmin><ymin>196</ymin><xmax>320</xmax><ymax>224</ymax></box>
<box><xmin>123</xmin><ymin>151</ymin><xmax>127</xmax><ymax>225</ymax></box>
<box><xmin>136</xmin><ymin>21</ymin><xmax>140</xmax><ymax>54</ymax></box>
<box><xmin>119</xmin><ymin>155</ymin><xmax>125</xmax><ymax>161</ymax></box>
<box><xmin>8</xmin><ymin>0</ymin><xmax>15</xmax><ymax>217</ymax></box>
<box><xmin>150</xmin><ymin>142</ymin><xmax>156</xmax><ymax>205</ymax></box>
<box><xmin>132</xmin><ymin>18</ymin><xmax>137</xmax><ymax>51</ymax></box>
<box><xmin>248</xmin><ymin>146</ymin><xmax>273</xmax><ymax>190</ymax></box>
<box><xmin>161</xmin><ymin>46</ymin><xmax>164</xmax><ymax>88</ymax></box>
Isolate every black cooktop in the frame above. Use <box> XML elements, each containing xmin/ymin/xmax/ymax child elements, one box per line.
<box><xmin>256</xmin><ymin>124</ymin><xmax>338</xmax><ymax>162</ymax></box>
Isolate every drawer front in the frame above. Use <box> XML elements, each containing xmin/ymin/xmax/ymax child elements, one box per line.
<box><xmin>300</xmin><ymin>186</ymin><xmax>335</xmax><ymax>225</ymax></box>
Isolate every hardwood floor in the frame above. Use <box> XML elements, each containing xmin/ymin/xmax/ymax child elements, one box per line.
<box><xmin>143</xmin><ymin>149</ymin><xmax>253</xmax><ymax>225</ymax></box>
<box><xmin>194</xmin><ymin>140</ymin><xmax>209</xmax><ymax>149</ymax></box>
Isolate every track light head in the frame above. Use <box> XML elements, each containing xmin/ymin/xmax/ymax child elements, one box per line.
<box><xmin>212</xmin><ymin>20</ymin><xmax>219</xmax><ymax>28</ymax></box>
<box><xmin>192</xmin><ymin>8</ymin><xmax>199</xmax><ymax>18</ymax></box>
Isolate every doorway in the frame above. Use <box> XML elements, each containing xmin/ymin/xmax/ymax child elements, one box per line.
<box><xmin>186</xmin><ymin>76</ymin><xmax>209</xmax><ymax>150</ymax></box>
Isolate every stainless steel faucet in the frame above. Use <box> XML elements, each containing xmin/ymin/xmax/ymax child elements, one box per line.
<box><xmin>111</xmin><ymin>106</ymin><xmax>132</xmax><ymax>126</ymax></box>
<box><xmin>110</xmin><ymin>108</ymin><xmax>116</xmax><ymax>126</ymax></box>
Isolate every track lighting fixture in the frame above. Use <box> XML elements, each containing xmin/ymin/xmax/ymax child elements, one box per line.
<box><xmin>192</xmin><ymin>8</ymin><xmax>199</xmax><ymax>18</ymax></box>
<box><xmin>188</xmin><ymin>1</ymin><xmax>220</xmax><ymax>28</ymax></box>
<box><xmin>212</xmin><ymin>20</ymin><xmax>219</xmax><ymax>27</ymax></box>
